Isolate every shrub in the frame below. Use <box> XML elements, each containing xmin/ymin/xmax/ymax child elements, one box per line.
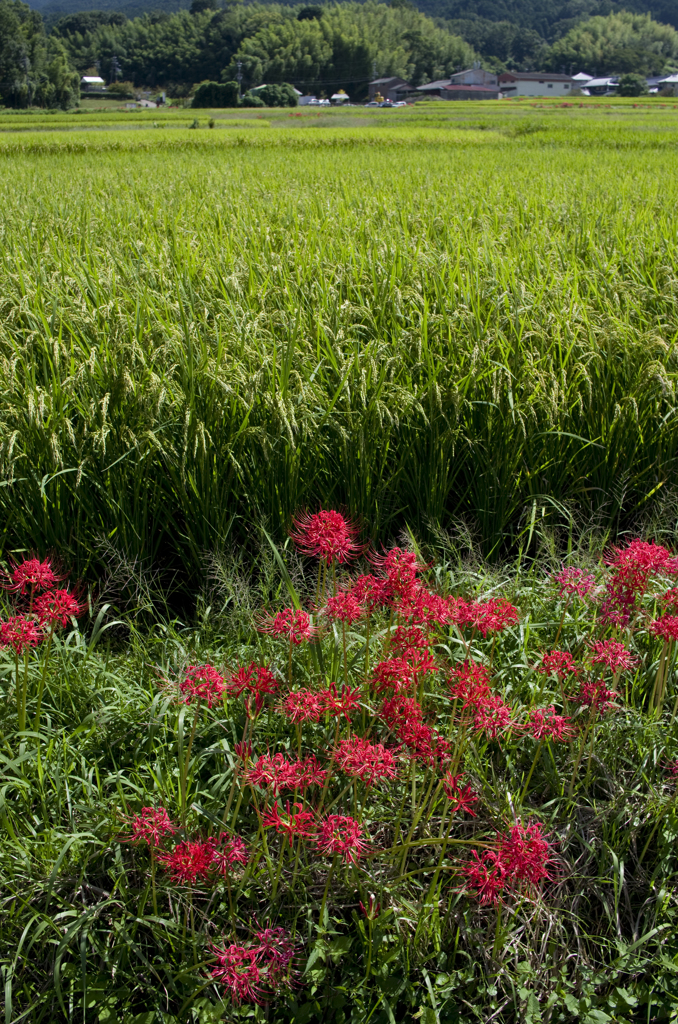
<box><xmin>192</xmin><ymin>80</ymin><xmax>239</xmax><ymax>108</ymax></box>
<box><xmin>107</xmin><ymin>80</ymin><xmax>136</xmax><ymax>100</ymax></box>
<box><xmin>250</xmin><ymin>82</ymin><xmax>299</xmax><ymax>107</ymax></box>
<box><xmin>241</xmin><ymin>91</ymin><xmax>265</xmax><ymax>107</ymax></box>
<box><xmin>618</xmin><ymin>72</ymin><xmax>649</xmax><ymax>96</ymax></box>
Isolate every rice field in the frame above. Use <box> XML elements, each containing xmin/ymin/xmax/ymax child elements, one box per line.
<box><xmin>1</xmin><ymin>101</ymin><xmax>678</xmax><ymax>1023</ymax></box>
<box><xmin>1</xmin><ymin>100</ymin><xmax>678</xmax><ymax>584</ymax></box>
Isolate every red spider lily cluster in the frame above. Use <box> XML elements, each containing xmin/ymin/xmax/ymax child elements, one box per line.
<box><xmin>553</xmin><ymin>567</ymin><xmax>595</xmax><ymax>599</ymax></box>
<box><xmin>180</xmin><ymin>664</ymin><xmax>226</xmax><ymax>707</ymax></box>
<box><xmin>261</xmin><ymin>804</ymin><xmax>367</xmax><ymax>862</ymax></box>
<box><xmin>122</xmin><ymin>806</ymin><xmax>177</xmax><ymax>846</ymax></box>
<box><xmin>210</xmin><ymin>927</ymin><xmax>296</xmax><ymax>1003</ymax></box>
<box><xmin>334</xmin><ymin>736</ymin><xmax>399</xmax><ymax>786</ymax></box>
<box><xmin>156</xmin><ymin>833</ymin><xmax>248</xmax><ymax>884</ymax></box>
<box><xmin>258</xmin><ymin>608</ymin><xmax>315</xmax><ymax>644</ymax></box>
<box><xmin>0</xmin><ymin>557</ymin><xmax>83</xmax><ymax>656</ymax></box>
<box><xmin>539</xmin><ymin>650</ymin><xmax>579</xmax><ymax>679</ymax></box>
<box><xmin>101</xmin><ymin>521</ymin><xmax>678</xmax><ymax>1007</ymax></box>
<box><xmin>281</xmin><ymin>683</ymin><xmax>362</xmax><ymax>722</ymax></box>
<box><xmin>290</xmin><ymin>509</ymin><xmax>361</xmax><ymax>564</ymax></box>
<box><xmin>601</xmin><ymin>540</ymin><xmax>678</xmax><ymax>626</ymax></box>
<box><xmin>463</xmin><ymin>821</ymin><xmax>552</xmax><ymax>904</ymax></box>
<box><xmin>228</xmin><ymin>663</ymin><xmax>278</xmax><ymax>716</ymax></box>
<box><xmin>246</xmin><ymin>753</ymin><xmax>327</xmax><ymax>794</ymax></box>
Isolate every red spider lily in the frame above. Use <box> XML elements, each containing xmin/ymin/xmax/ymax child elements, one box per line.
<box><xmin>0</xmin><ymin>615</ymin><xmax>43</xmax><ymax>655</ymax></box>
<box><xmin>449</xmin><ymin>661</ymin><xmax>492</xmax><ymax>706</ymax></box>
<box><xmin>499</xmin><ymin>820</ymin><xmax>552</xmax><ymax>886</ymax></box>
<box><xmin>472</xmin><ymin>694</ymin><xmax>513</xmax><ymax>739</ymax></box>
<box><xmin>334</xmin><ymin>736</ymin><xmax>399</xmax><ymax>786</ymax></box>
<box><xmin>293</xmin><ymin>754</ymin><xmax>328</xmax><ymax>789</ymax></box>
<box><xmin>462</xmin><ymin>849</ymin><xmax>507</xmax><ymax>905</ymax></box>
<box><xmin>371</xmin><ymin>657</ymin><xmax>414</xmax><ymax>695</ymax></box>
<box><xmin>33</xmin><ymin>589</ymin><xmax>84</xmax><ymax>629</ymax></box>
<box><xmin>661</xmin><ymin>588</ymin><xmax>678</xmax><ymax>613</ymax></box>
<box><xmin>247</xmin><ymin>753</ymin><xmax>328</xmax><ymax>794</ymax></box>
<box><xmin>121</xmin><ymin>806</ymin><xmax>177</xmax><ymax>846</ymax></box>
<box><xmin>4</xmin><ymin>557</ymin><xmax>61</xmax><ymax>595</ymax></box>
<box><xmin>538</xmin><ymin>650</ymin><xmax>579</xmax><ymax>679</ymax></box>
<box><xmin>282</xmin><ymin>689</ymin><xmax>324</xmax><ymax>723</ymax></box>
<box><xmin>157</xmin><ymin>839</ymin><xmax>216</xmax><ymax>884</ymax></box>
<box><xmin>247</xmin><ymin>753</ymin><xmax>299</xmax><ymax>794</ymax></box>
<box><xmin>399</xmin><ymin>588</ymin><xmax>451</xmax><ymax>628</ymax></box>
<box><xmin>228</xmin><ymin>663</ymin><xmax>278</xmax><ymax>715</ymax></box>
<box><xmin>442</xmin><ymin>773</ymin><xmax>478</xmax><ymax>816</ymax></box>
<box><xmin>289</xmin><ymin>509</ymin><xmax>360</xmax><ymax>564</ymax></box>
<box><xmin>234</xmin><ymin>740</ymin><xmax>253</xmax><ymax>761</ymax></box>
<box><xmin>649</xmin><ymin>615</ymin><xmax>678</xmax><ymax>643</ymax></box>
<box><xmin>318</xmin><ymin>682</ymin><xmax>362</xmax><ymax>720</ymax></box>
<box><xmin>253</xmin><ymin>927</ymin><xmax>297</xmax><ymax>987</ymax></box>
<box><xmin>323</xmin><ymin>590</ymin><xmax>363</xmax><ymax>624</ymax></box>
<box><xmin>464</xmin><ymin>598</ymin><xmax>519</xmax><ymax>638</ymax></box>
<box><xmin>390</xmin><ymin>625</ymin><xmax>428</xmax><ymax>653</ymax></box>
<box><xmin>349</xmin><ymin>574</ymin><xmax>388</xmax><ymax>612</ymax></box>
<box><xmin>258</xmin><ymin>609</ymin><xmax>315</xmax><ymax>645</ymax></box>
<box><xmin>553</xmin><ymin>567</ymin><xmax>595</xmax><ymax>599</ymax></box>
<box><xmin>398</xmin><ymin>720</ymin><xmax>451</xmax><ymax>767</ymax></box>
<box><xmin>406</xmin><ymin>648</ymin><xmax>437</xmax><ymax>677</ymax></box>
<box><xmin>447</xmin><ymin>596</ymin><xmax>474</xmax><ymax>628</ymax></box>
<box><xmin>179</xmin><ymin>664</ymin><xmax>226</xmax><ymax>708</ymax></box>
<box><xmin>371</xmin><ymin>547</ymin><xmax>423</xmax><ymax>604</ymax></box>
<box><xmin>211</xmin><ymin>834</ymin><xmax>249</xmax><ymax>875</ymax></box>
<box><xmin>526</xmin><ymin>706</ymin><xmax>576</xmax><ymax>742</ymax></box>
<box><xmin>210</xmin><ymin>943</ymin><xmax>263</xmax><ymax>1004</ymax></box>
<box><xmin>667</xmin><ymin>759</ymin><xmax>678</xmax><ymax>777</ymax></box>
<box><xmin>316</xmin><ymin>814</ymin><xmax>368</xmax><ymax>863</ymax></box>
<box><xmin>601</xmin><ymin>539</ymin><xmax>678</xmax><ymax>626</ymax></box>
<box><xmin>463</xmin><ymin>820</ymin><xmax>552</xmax><ymax>905</ymax></box>
<box><xmin>380</xmin><ymin>693</ymin><xmax>424</xmax><ymax>732</ymax></box>
<box><xmin>589</xmin><ymin>639</ymin><xmax>638</xmax><ymax>673</ymax></box>
<box><xmin>359</xmin><ymin>894</ymin><xmax>380</xmax><ymax>920</ymax></box>
<box><xmin>262</xmin><ymin>802</ymin><xmax>317</xmax><ymax>848</ymax></box>
<box><xmin>578</xmin><ymin>677</ymin><xmax>618</xmax><ymax>712</ymax></box>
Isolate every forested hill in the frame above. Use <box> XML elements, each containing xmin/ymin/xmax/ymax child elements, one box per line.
<box><xmin>27</xmin><ymin>0</ymin><xmax>678</xmax><ymax>38</ymax></box>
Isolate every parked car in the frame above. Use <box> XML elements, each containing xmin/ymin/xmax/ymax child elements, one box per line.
<box><xmin>364</xmin><ymin>101</ymin><xmax>379</xmax><ymax>107</ymax></box>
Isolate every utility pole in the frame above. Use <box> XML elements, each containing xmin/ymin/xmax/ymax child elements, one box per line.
<box><xmin>236</xmin><ymin>60</ymin><xmax>243</xmax><ymax>99</ymax></box>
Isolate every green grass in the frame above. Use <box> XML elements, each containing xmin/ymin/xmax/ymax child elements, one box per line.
<box><xmin>0</xmin><ymin>101</ymin><xmax>677</xmax><ymax>585</ymax></box>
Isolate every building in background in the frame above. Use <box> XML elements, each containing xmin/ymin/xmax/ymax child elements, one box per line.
<box><xmin>498</xmin><ymin>72</ymin><xmax>575</xmax><ymax>97</ymax></box>
<box><xmin>368</xmin><ymin>77</ymin><xmax>412</xmax><ymax>102</ymax></box>
<box><xmin>80</xmin><ymin>76</ymin><xmax>106</xmax><ymax>92</ymax></box>
<box><xmin>415</xmin><ymin>65</ymin><xmax>499</xmax><ymax>100</ymax></box>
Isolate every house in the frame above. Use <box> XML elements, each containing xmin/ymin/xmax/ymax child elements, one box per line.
<box><xmin>416</xmin><ymin>79</ymin><xmax>500</xmax><ymax>100</ymax></box>
<box><xmin>498</xmin><ymin>72</ymin><xmax>575</xmax><ymax>97</ymax></box>
<box><xmin>585</xmin><ymin>77</ymin><xmax>618</xmax><ymax>96</ymax></box>
<box><xmin>449</xmin><ymin>66</ymin><xmax>497</xmax><ymax>87</ymax></box>
<box><xmin>368</xmin><ymin>77</ymin><xmax>412</xmax><ymax>102</ymax></box>
<box><xmin>657</xmin><ymin>74</ymin><xmax>678</xmax><ymax>95</ymax></box>
<box><xmin>80</xmin><ymin>76</ymin><xmax>106</xmax><ymax>92</ymax></box>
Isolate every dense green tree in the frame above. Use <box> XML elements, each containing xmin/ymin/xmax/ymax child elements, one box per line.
<box><xmin>545</xmin><ymin>11</ymin><xmax>678</xmax><ymax>73</ymax></box>
<box><xmin>617</xmin><ymin>70</ymin><xmax>649</xmax><ymax>93</ymax></box>
<box><xmin>191</xmin><ymin>77</ymin><xmax>239</xmax><ymax>103</ymax></box>
<box><xmin>0</xmin><ymin>0</ymin><xmax>79</xmax><ymax>107</ymax></box>
<box><xmin>224</xmin><ymin>2</ymin><xmax>475</xmax><ymax>94</ymax></box>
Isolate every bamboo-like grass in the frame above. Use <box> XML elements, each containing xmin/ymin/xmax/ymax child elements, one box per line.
<box><xmin>0</xmin><ymin>130</ymin><xmax>677</xmax><ymax>584</ymax></box>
